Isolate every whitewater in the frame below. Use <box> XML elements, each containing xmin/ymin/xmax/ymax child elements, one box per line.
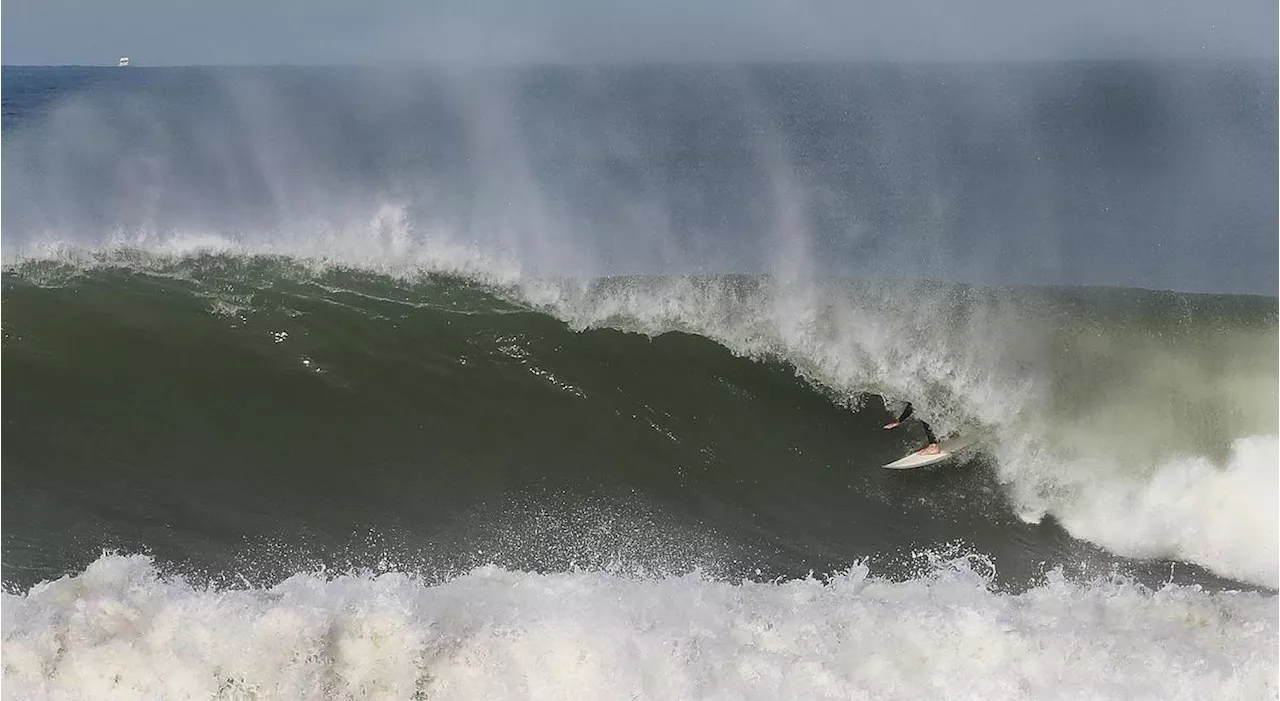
<box><xmin>3</xmin><ymin>553</ymin><xmax>1275</xmax><ymax>701</ymax></box>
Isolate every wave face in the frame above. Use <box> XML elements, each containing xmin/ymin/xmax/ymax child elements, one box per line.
<box><xmin>2</xmin><ymin>64</ymin><xmax>1277</xmax><ymax>696</ymax></box>
<box><xmin>4</xmin><ymin>259</ymin><xmax>1275</xmax><ymax>590</ymax></box>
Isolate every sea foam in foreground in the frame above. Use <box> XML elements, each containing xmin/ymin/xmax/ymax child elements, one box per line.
<box><xmin>2</xmin><ymin>553</ymin><xmax>1275</xmax><ymax>701</ymax></box>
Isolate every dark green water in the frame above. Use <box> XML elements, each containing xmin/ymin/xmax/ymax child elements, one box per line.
<box><xmin>4</xmin><ymin>256</ymin><xmax>1273</xmax><ymax>593</ymax></box>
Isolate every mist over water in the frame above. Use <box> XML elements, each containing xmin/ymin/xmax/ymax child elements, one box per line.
<box><xmin>4</xmin><ymin>62</ymin><xmax>1276</xmax><ymax>291</ymax></box>
<box><xmin>2</xmin><ymin>63</ymin><xmax>1276</xmax><ymax>699</ymax></box>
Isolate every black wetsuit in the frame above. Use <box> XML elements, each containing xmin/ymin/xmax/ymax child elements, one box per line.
<box><xmin>896</xmin><ymin>402</ymin><xmax>937</xmax><ymax>445</ymax></box>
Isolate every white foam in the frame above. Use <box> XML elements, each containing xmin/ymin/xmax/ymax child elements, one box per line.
<box><xmin>2</xmin><ymin>553</ymin><xmax>1274</xmax><ymax>701</ymax></box>
<box><xmin>1047</xmin><ymin>435</ymin><xmax>1280</xmax><ymax>588</ymax></box>
<box><xmin>3</xmin><ymin>205</ymin><xmax>525</xmax><ymax>286</ymax></box>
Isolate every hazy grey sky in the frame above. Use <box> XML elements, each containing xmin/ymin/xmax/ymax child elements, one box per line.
<box><xmin>3</xmin><ymin>0</ymin><xmax>1276</xmax><ymax>65</ymax></box>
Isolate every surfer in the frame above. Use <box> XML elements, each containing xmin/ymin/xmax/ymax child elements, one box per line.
<box><xmin>883</xmin><ymin>402</ymin><xmax>940</xmax><ymax>455</ymax></box>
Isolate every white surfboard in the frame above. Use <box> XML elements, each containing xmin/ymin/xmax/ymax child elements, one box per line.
<box><xmin>882</xmin><ymin>434</ymin><xmax>982</xmax><ymax>470</ymax></box>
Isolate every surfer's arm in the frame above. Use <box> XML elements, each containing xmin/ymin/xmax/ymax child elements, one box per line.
<box><xmin>883</xmin><ymin>402</ymin><xmax>913</xmax><ymax>429</ymax></box>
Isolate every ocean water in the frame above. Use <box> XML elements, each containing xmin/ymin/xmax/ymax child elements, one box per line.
<box><xmin>2</xmin><ymin>63</ymin><xmax>1277</xmax><ymax>700</ymax></box>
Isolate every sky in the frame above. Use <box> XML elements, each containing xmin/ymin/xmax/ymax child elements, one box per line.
<box><xmin>2</xmin><ymin>0</ymin><xmax>1277</xmax><ymax>66</ymax></box>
